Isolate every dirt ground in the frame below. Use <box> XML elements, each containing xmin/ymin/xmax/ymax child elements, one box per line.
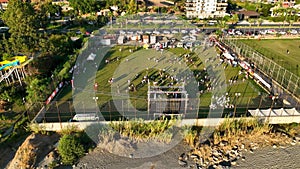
<box><xmin>74</xmin><ymin>142</ymin><xmax>300</xmax><ymax>169</ymax></box>
<box><xmin>233</xmin><ymin>145</ymin><xmax>300</xmax><ymax>169</ymax></box>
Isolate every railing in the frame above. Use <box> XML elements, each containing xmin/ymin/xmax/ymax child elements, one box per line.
<box><xmin>221</xmin><ymin>38</ymin><xmax>300</xmax><ymax>101</ymax></box>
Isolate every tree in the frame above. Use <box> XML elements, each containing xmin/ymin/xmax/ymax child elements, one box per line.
<box><xmin>257</xmin><ymin>18</ymin><xmax>263</xmax><ymax>32</ymax></box>
<box><xmin>2</xmin><ymin>0</ymin><xmax>39</xmax><ymax>54</ymax></box>
<box><xmin>69</xmin><ymin>0</ymin><xmax>96</xmax><ymax>15</ymax></box>
<box><xmin>57</xmin><ymin>134</ymin><xmax>85</xmax><ymax>165</ymax></box>
<box><xmin>26</xmin><ymin>77</ymin><xmax>49</xmax><ymax>103</ymax></box>
<box><xmin>127</xmin><ymin>0</ymin><xmax>136</xmax><ymax>14</ymax></box>
<box><xmin>37</xmin><ymin>3</ymin><xmax>61</xmax><ymax>29</ymax></box>
<box><xmin>107</xmin><ymin>11</ymin><xmax>113</xmax><ymax>28</ymax></box>
<box><xmin>229</xmin><ymin>14</ymin><xmax>239</xmax><ymax>26</ymax></box>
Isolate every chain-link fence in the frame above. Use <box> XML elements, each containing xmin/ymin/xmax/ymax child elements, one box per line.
<box><xmin>34</xmin><ymin>93</ymin><xmax>300</xmax><ymax>123</ymax></box>
<box><xmin>221</xmin><ymin>38</ymin><xmax>300</xmax><ymax>101</ymax></box>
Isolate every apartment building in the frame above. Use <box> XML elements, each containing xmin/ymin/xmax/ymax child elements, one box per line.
<box><xmin>186</xmin><ymin>0</ymin><xmax>228</xmax><ymax>19</ymax></box>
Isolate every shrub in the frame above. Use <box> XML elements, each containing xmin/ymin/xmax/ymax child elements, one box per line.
<box><xmin>57</xmin><ymin>134</ymin><xmax>85</xmax><ymax>165</ymax></box>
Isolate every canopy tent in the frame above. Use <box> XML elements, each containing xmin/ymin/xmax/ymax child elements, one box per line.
<box><xmin>87</xmin><ymin>53</ymin><xmax>96</xmax><ymax>61</ymax></box>
<box><xmin>248</xmin><ymin>108</ymin><xmax>300</xmax><ymax>117</ymax></box>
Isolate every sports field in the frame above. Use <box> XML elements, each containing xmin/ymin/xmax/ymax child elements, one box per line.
<box><xmin>47</xmin><ymin>44</ymin><xmax>276</xmax><ymax>122</ymax></box>
<box><xmin>240</xmin><ymin>39</ymin><xmax>300</xmax><ymax>76</ymax></box>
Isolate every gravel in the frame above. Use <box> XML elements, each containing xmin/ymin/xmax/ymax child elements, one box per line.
<box><xmin>73</xmin><ymin>144</ymin><xmax>300</xmax><ymax>169</ymax></box>
<box><xmin>232</xmin><ymin>145</ymin><xmax>300</xmax><ymax>169</ymax></box>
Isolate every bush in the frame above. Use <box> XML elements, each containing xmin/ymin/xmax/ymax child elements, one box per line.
<box><xmin>57</xmin><ymin>134</ymin><xmax>85</xmax><ymax>165</ymax></box>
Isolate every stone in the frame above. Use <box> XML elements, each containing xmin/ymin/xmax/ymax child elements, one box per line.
<box><xmin>196</xmin><ymin>163</ymin><xmax>202</xmax><ymax>169</ymax></box>
<box><xmin>190</xmin><ymin>154</ymin><xmax>200</xmax><ymax>160</ymax></box>
<box><xmin>179</xmin><ymin>153</ymin><xmax>186</xmax><ymax>160</ymax></box>
<box><xmin>220</xmin><ymin>140</ymin><xmax>228</xmax><ymax>146</ymax></box>
<box><xmin>231</xmin><ymin>161</ymin><xmax>237</xmax><ymax>166</ymax></box>
<box><xmin>178</xmin><ymin>160</ymin><xmax>187</xmax><ymax>167</ymax></box>
<box><xmin>249</xmin><ymin>149</ymin><xmax>254</xmax><ymax>153</ymax></box>
<box><xmin>273</xmin><ymin>145</ymin><xmax>277</xmax><ymax>148</ymax></box>
<box><xmin>241</xmin><ymin>156</ymin><xmax>246</xmax><ymax>161</ymax></box>
<box><xmin>291</xmin><ymin>140</ymin><xmax>297</xmax><ymax>146</ymax></box>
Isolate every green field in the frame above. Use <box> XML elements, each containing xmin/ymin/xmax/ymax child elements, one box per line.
<box><xmin>240</xmin><ymin>39</ymin><xmax>300</xmax><ymax>76</ymax></box>
<box><xmin>44</xmin><ymin>44</ymin><xmax>276</xmax><ymax>122</ymax></box>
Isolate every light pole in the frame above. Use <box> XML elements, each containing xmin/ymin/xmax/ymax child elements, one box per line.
<box><xmin>92</xmin><ymin>96</ymin><xmax>99</xmax><ymax>113</ymax></box>
<box><xmin>233</xmin><ymin>92</ymin><xmax>241</xmax><ymax>117</ymax></box>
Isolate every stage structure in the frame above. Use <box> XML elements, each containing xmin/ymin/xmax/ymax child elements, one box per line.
<box><xmin>147</xmin><ymin>83</ymin><xmax>189</xmax><ymax>119</ymax></box>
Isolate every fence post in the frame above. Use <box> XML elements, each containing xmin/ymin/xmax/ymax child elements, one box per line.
<box><xmin>281</xmin><ymin>69</ymin><xmax>287</xmax><ymax>86</ymax></box>
<box><xmin>56</xmin><ymin>102</ymin><xmax>62</xmax><ymax>130</ymax></box>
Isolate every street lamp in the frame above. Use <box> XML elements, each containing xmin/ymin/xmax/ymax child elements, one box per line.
<box><xmin>92</xmin><ymin>96</ymin><xmax>98</xmax><ymax>113</ymax></box>
<box><xmin>233</xmin><ymin>92</ymin><xmax>241</xmax><ymax>117</ymax></box>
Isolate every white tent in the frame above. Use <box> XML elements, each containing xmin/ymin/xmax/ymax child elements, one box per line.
<box><xmin>248</xmin><ymin>108</ymin><xmax>300</xmax><ymax>117</ymax></box>
<box><xmin>87</xmin><ymin>53</ymin><xmax>96</xmax><ymax>61</ymax></box>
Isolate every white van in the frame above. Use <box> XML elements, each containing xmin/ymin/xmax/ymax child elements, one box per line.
<box><xmin>71</xmin><ymin>113</ymin><xmax>99</xmax><ymax>121</ymax></box>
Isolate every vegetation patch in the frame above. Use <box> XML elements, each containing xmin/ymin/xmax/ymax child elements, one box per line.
<box><xmin>178</xmin><ymin>118</ymin><xmax>300</xmax><ymax>168</ymax></box>
<box><xmin>108</xmin><ymin>117</ymin><xmax>177</xmax><ymax>143</ymax></box>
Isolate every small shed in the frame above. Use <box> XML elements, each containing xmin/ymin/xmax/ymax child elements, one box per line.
<box><xmin>150</xmin><ymin>35</ymin><xmax>157</xmax><ymax>44</ymax></box>
<box><xmin>142</xmin><ymin>34</ymin><xmax>150</xmax><ymax>44</ymax></box>
<box><xmin>118</xmin><ymin>35</ymin><xmax>125</xmax><ymax>44</ymax></box>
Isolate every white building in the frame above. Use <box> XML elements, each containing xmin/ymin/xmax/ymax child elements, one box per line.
<box><xmin>186</xmin><ymin>0</ymin><xmax>228</xmax><ymax>19</ymax></box>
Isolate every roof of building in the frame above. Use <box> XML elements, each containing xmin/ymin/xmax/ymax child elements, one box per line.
<box><xmin>238</xmin><ymin>10</ymin><xmax>260</xmax><ymax>16</ymax></box>
<box><xmin>0</xmin><ymin>0</ymin><xmax>8</xmax><ymax>3</ymax></box>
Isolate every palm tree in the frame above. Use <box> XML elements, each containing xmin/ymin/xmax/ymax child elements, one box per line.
<box><xmin>288</xmin><ymin>19</ymin><xmax>294</xmax><ymax>32</ymax></box>
<box><xmin>216</xmin><ymin>18</ymin><xmax>228</xmax><ymax>38</ymax></box>
<box><xmin>248</xmin><ymin>18</ymin><xmax>255</xmax><ymax>34</ymax></box>
<box><xmin>229</xmin><ymin>14</ymin><xmax>239</xmax><ymax>27</ymax></box>
<box><xmin>257</xmin><ymin>18</ymin><xmax>263</xmax><ymax>32</ymax></box>
<box><xmin>108</xmin><ymin>11</ymin><xmax>113</xmax><ymax>28</ymax></box>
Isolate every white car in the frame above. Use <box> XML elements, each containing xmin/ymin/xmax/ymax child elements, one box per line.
<box><xmin>172</xmin><ymin>30</ymin><xmax>179</xmax><ymax>34</ymax></box>
<box><xmin>71</xmin><ymin>113</ymin><xmax>99</xmax><ymax>121</ymax></box>
<box><xmin>291</xmin><ymin>29</ymin><xmax>298</xmax><ymax>35</ymax></box>
<box><xmin>119</xmin><ymin>30</ymin><xmax>126</xmax><ymax>34</ymax></box>
<box><xmin>235</xmin><ymin>30</ymin><xmax>243</xmax><ymax>35</ymax></box>
<box><xmin>181</xmin><ymin>30</ymin><xmax>187</xmax><ymax>34</ymax></box>
<box><xmin>267</xmin><ymin>29</ymin><xmax>276</xmax><ymax>34</ymax></box>
<box><xmin>163</xmin><ymin>30</ymin><xmax>170</xmax><ymax>34</ymax></box>
<box><xmin>153</xmin><ymin>30</ymin><xmax>160</xmax><ymax>34</ymax></box>
<box><xmin>259</xmin><ymin>30</ymin><xmax>267</xmax><ymax>35</ymax></box>
<box><xmin>279</xmin><ymin>31</ymin><xmax>286</xmax><ymax>35</ymax></box>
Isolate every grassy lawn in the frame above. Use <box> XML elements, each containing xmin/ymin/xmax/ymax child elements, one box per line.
<box><xmin>240</xmin><ymin>39</ymin><xmax>300</xmax><ymax>76</ymax></box>
<box><xmin>50</xmin><ymin>44</ymin><xmax>271</xmax><ymax>121</ymax></box>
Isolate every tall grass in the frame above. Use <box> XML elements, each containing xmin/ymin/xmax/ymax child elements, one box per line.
<box><xmin>109</xmin><ymin>117</ymin><xmax>177</xmax><ymax>143</ymax></box>
<box><xmin>213</xmin><ymin>117</ymin><xmax>271</xmax><ymax>144</ymax></box>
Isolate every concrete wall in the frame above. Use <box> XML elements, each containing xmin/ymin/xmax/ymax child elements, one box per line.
<box><xmin>36</xmin><ymin>116</ymin><xmax>300</xmax><ymax>131</ymax></box>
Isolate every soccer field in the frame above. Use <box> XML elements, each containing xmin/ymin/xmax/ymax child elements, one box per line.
<box><xmin>50</xmin><ymin>45</ymin><xmax>273</xmax><ymax>122</ymax></box>
<box><xmin>240</xmin><ymin>39</ymin><xmax>300</xmax><ymax>76</ymax></box>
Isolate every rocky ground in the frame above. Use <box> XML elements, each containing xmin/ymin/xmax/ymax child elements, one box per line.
<box><xmin>74</xmin><ymin>141</ymin><xmax>300</xmax><ymax>169</ymax></box>
<box><xmin>5</xmin><ymin>133</ymin><xmax>60</xmax><ymax>169</ymax></box>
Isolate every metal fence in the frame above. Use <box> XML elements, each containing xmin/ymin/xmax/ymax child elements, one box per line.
<box><xmin>34</xmin><ymin>93</ymin><xmax>300</xmax><ymax>123</ymax></box>
<box><xmin>221</xmin><ymin>38</ymin><xmax>300</xmax><ymax>100</ymax></box>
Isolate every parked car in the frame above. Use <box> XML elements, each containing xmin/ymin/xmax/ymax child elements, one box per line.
<box><xmin>259</xmin><ymin>30</ymin><xmax>267</xmax><ymax>35</ymax></box>
<box><xmin>291</xmin><ymin>29</ymin><xmax>298</xmax><ymax>35</ymax></box>
<box><xmin>279</xmin><ymin>31</ymin><xmax>286</xmax><ymax>35</ymax></box>
<box><xmin>235</xmin><ymin>30</ymin><xmax>243</xmax><ymax>35</ymax></box>
<box><xmin>267</xmin><ymin>29</ymin><xmax>276</xmax><ymax>34</ymax></box>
